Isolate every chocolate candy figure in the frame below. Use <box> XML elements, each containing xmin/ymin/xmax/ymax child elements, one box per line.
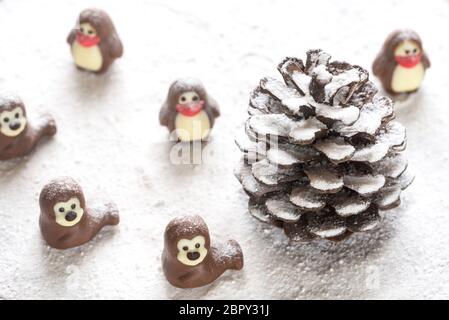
<box><xmin>162</xmin><ymin>215</ymin><xmax>244</xmax><ymax>288</ymax></box>
<box><xmin>373</xmin><ymin>29</ymin><xmax>430</xmax><ymax>94</ymax></box>
<box><xmin>0</xmin><ymin>93</ymin><xmax>56</xmax><ymax>160</ymax></box>
<box><xmin>67</xmin><ymin>8</ymin><xmax>123</xmax><ymax>73</ymax></box>
<box><xmin>159</xmin><ymin>79</ymin><xmax>220</xmax><ymax>142</ymax></box>
<box><xmin>39</xmin><ymin>177</ymin><xmax>120</xmax><ymax>250</ymax></box>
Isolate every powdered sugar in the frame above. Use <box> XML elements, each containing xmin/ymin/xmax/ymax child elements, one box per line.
<box><xmin>0</xmin><ymin>92</ymin><xmax>23</xmax><ymax>110</ymax></box>
<box><xmin>234</xmin><ymin>159</ymin><xmax>284</xmax><ymax>197</ymax></box>
<box><xmin>170</xmin><ymin>77</ymin><xmax>204</xmax><ymax>93</ymax></box>
<box><xmin>314</xmin><ymin>139</ymin><xmax>356</xmax><ymax>163</ymax></box>
<box><xmin>290</xmin><ymin>186</ymin><xmax>326</xmax><ymax>211</ymax></box>
<box><xmin>334</xmin><ymin>196</ymin><xmax>371</xmax><ymax>217</ymax></box>
<box><xmin>324</xmin><ymin>68</ymin><xmax>361</xmax><ymax>101</ymax></box>
<box><xmin>248</xmin><ymin>113</ymin><xmax>294</xmax><ymax>137</ymax></box>
<box><xmin>375</xmin><ymin>186</ymin><xmax>402</xmax><ymax>209</ymax></box>
<box><xmin>351</xmin><ymin>122</ymin><xmax>406</xmax><ymax>163</ymax></box>
<box><xmin>343</xmin><ymin>175</ymin><xmax>386</xmax><ymax>196</ymax></box>
<box><xmin>289</xmin><ymin>117</ymin><xmax>327</xmax><ymax>144</ymax></box>
<box><xmin>333</xmin><ymin>96</ymin><xmax>394</xmax><ymax>137</ymax></box>
<box><xmin>40</xmin><ymin>177</ymin><xmax>83</xmax><ymax>203</ymax></box>
<box><xmin>0</xmin><ymin>0</ymin><xmax>448</xmax><ymax>300</ymax></box>
<box><xmin>305</xmin><ymin>168</ymin><xmax>344</xmax><ymax>193</ymax></box>
<box><xmin>265</xmin><ymin>195</ymin><xmax>302</xmax><ymax>222</ymax></box>
<box><xmin>315</xmin><ymin>103</ymin><xmax>360</xmax><ymax>125</ymax></box>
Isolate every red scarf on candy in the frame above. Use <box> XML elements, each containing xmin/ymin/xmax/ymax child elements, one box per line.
<box><xmin>395</xmin><ymin>53</ymin><xmax>422</xmax><ymax>68</ymax></box>
<box><xmin>76</xmin><ymin>31</ymin><xmax>101</xmax><ymax>47</ymax></box>
<box><xmin>176</xmin><ymin>101</ymin><xmax>205</xmax><ymax>117</ymax></box>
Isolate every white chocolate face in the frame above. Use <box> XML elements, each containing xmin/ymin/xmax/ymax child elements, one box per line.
<box><xmin>394</xmin><ymin>40</ymin><xmax>421</xmax><ymax>57</ymax></box>
<box><xmin>79</xmin><ymin>22</ymin><xmax>97</xmax><ymax>37</ymax></box>
<box><xmin>53</xmin><ymin>197</ymin><xmax>84</xmax><ymax>227</ymax></box>
<box><xmin>0</xmin><ymin>107</ymin><xmax>27</xmax><ymax>137</ymax></box>
<box><xmin>178</xmin><ymin>91</ymin><xmax>200</xmax><ymax>105</ymax></box>
<box><xmin>176</xmin><ymin>235</ymin><xmax>208</xmax><ymax>266</ymax></box>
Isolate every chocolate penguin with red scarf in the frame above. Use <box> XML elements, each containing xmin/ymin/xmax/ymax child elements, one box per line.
<box><xmin>373</xmin><ymin>29</ymin><xmax>430</xmax><ymax>95</ymax></box>
<box><xmin>67</xmin><ymin>8</ymin><xmax>123</xmax><ymax>74</ymax></box>
<box><xmin>159</xmin><ymin>78</ymin><xmax>220</xmax><ymax>142</ymax></box>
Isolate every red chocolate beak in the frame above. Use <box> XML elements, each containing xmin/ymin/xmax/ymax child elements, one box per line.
<box><xmin>176</xmin><ymin>101</ymin><xmax>205</xmax><ymax>117</ymax></box>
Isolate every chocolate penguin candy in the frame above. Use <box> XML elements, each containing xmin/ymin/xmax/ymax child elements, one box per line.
<box><xmin>234</xmin><ymin>49</ymin><xmax>413</xmax><ymax>242</ymax></box>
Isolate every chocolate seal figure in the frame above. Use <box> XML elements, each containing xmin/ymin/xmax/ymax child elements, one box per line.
<box><xmin>0</xmin><ymin>93</ymin><xmax>56</xmax><ymax>160</ymax></box>
<box><xmin>39</xmin><ymin>177</ymin><xmax>120</xmax><ymax>250</ymax></box>
<box><xmin>162</xmin><ymin>215</ymin><xmax>244</xmax><ymax>288</ymax></box>
<box><xmin>67</xmin><ymin>8</ymin><xmax>123</xmax><ymax>73</ymax></box>
<box><xmin>373</xmin><ymin>29</ymin><xmax>430</xmax><ymax>95</ymax></box>
<box><xmin>159</xmin><ymin>79</ymin><xmax>220</xmax><ymax>142</ymax></box>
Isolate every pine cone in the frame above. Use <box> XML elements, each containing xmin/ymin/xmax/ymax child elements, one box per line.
<box><xmin>235</xmin><ymin>49</ymin><xmax>413</xmax><ymax>242</ymax></box>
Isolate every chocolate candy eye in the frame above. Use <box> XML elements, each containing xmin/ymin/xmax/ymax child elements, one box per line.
<box><xmin>88</xmin><ymin>30</ymin><xmax>93</xmax><ymax>35</ymax></box>
<box><xmin>15</xmin><ymin>113</ymin><xmax>19</xmax><ymax>118</ymax></box>
<box><xmin>71</xmin><ymin>204</ymin><xmax>76</xmax><ymax>210</ymax></box>
<box><xmin>4</xmin><ymin>117</ymin><xmax>9</xmax><ymax>123</ymax></box>
<box><xmin>195</xmin><ymin>243</ymin><xmax>200</xmax><ymax>249</ymax></box>
<box><xmin>405</xmin><ymin>49</ymin><xmax>410</xmax><ymax>55</ymax></box>
<box><xmin>181</xmin><ymin>96</ymin><xmax>186</xmax><ymax>102</ymax></box>
<box><xmin>183</xmin><ymin>246</ymin><xmax>188</xmax><ymax>251</ymax></box>
<box><xmin>59</xmin><ymin>207</ymin><xmax>65</xmax><ymax>213</ymax></box>
<box><xmin>192</xmin><ymin>95</ymin><xmax>199</xmax><ymax>102</ymax></box>
<box><xmin>413</xmin><ymin>48</ymin><xmax>418</xmax><ymax>53</ymax></box>
<box><xmin>80</xmin><ymin>27</ymin><xmax>84</xmax><ymax>33</ymax></box>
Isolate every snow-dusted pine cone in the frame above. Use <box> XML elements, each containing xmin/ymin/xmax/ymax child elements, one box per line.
<box><xmin>235</xmin><ymin>49</ymin><xmax>413</xmax><ymax>242</ymax></box>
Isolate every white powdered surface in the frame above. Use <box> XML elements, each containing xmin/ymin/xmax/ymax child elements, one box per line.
<box><xmin>324</xmin><ymin>68</ymin><xmax>360</xmax><ymax>101</ymax></box>
<box><xmin>314</xmin><ymin>139</ymin><xmax>355</xmax><ymax>163</ymax></box>
<box><xmin>344</xmin><ymin>175</ymin><xmax>386</xmax><ymax>196</ymax></box>
<box><xmin>375</xmin><ymin>186</ymin><xmax>402</xmax><ymax>208</ymax></box>
<box><xmin>334</xmin><ymin>196</ymin><xmax>370</xmax><ymax>217</ymax></box>
<box><xmin>265</xmin><ymin>196</ymin><xmax>301</xmax><ymax>222</ymax></box>
<box><xmin>333</xmin><ymin>97</ymin><xmax>394</xmax><ymax>137</ymax></box>
<box><xmin>290</xmin><ymin>187</ymin><xmax>325</xmax><ymax>211</ymax></box>
<box><xmin>316</xmin><ymin>103</ymin><xmax>360</xmax><ymax>125</ymax></box>
<box><xmin>306</xmin><ymin>168</ymin><xmax>343</xmax><ymax>192</ymax></box>
<box><xmin>289</xmin><ymin>118</ymin><xmax>327</xmax><ymax>144</ymax></box>
<box><xmin>0</xmin><ymin>0</ymin><xmax>449</xmax><ymax>299</ymax></box>
<box><xmin>249</xmin><ymin>113</ymin><xmax>294</xmax><ymax>137</ymax></box>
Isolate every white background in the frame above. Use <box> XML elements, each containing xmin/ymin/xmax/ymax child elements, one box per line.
<box><xmin>0</xmin><ymin>0</ymin><xmax>448</xmax><ymax>299</ymax></box>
